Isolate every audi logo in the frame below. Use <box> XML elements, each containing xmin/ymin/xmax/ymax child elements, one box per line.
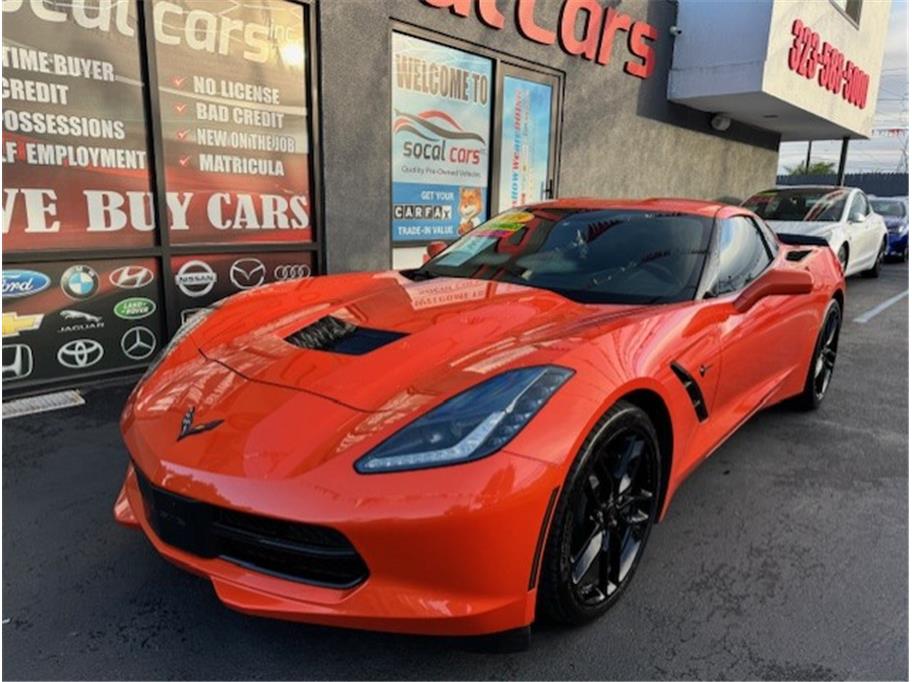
<box><xmin>273</xmin><ymin>264</ymin><xmax>312</xmax><ymax>280</ymax></box>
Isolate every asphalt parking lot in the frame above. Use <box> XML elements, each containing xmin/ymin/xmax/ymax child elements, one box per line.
<box><xmin>3</xmin><ymin>262</ymin><xmax>908</xmax><ymax>680</ymax></box>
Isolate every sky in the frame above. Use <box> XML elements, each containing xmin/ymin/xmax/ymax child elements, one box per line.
<box><xmin>777</xmin><ymin>0</ymin><xmax>909</xmax><ymax>174</ymax></box>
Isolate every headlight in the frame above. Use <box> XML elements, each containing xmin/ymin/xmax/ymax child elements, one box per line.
<box><xmin>354</xmin><ymin>366</ymin><xmax>574</xmax><ymax>473</ymax></box>
<box><xmin>140</xmin><ymin>302</ymin><xmax>222</xmax><ymax>381</ymax></box>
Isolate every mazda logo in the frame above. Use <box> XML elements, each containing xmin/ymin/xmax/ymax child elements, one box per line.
<box><xmin>273</xmin><ymin>264</ymin><xmax>311</xmax><ymax>280</ymax></box>
<box><xmin>110</xmin><ymin>265</ymin><xmax>154</xmax><ymax>289</ymax></box>
<box><xmin>121</xmin><ymin>326</ymin><xmax>157</xmax><ymax>361</ymax></box>
<box><xmin>2</xmin><ymin>344</ymin><xmax>33</xmax><ymax>379</ymax></box>
<box><xmin>229</xmin><ymin>258</ymin><xmax>266</xmax><ymax>290</ymax></box>
<box><xmin>57</xmin><ymin>338</ymin><xmax>104</xmax><ymax>369</ymax></box>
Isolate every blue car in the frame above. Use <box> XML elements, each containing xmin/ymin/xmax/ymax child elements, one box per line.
<box><xmin>870</xmin><ymin>196</ymin><xmax>909</xmax><ymax>262</ymax></box>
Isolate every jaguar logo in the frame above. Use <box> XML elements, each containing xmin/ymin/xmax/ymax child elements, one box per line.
<box><xmin>177</xmin><ymin>406</ymin><xmax>224</xmax><ymax>442</ymax></box>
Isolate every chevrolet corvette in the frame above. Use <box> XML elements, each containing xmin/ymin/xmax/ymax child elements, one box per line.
<box><xmin>115</xmin><ymin>199</ymin><xmax>845</xmax><ymax>646</ymax></box>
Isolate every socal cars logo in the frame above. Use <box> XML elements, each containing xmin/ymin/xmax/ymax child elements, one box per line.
<box><xmin>114</xmin><ymin>297</ymin><xmax>157</xmax><ymax>320</ymax></box>
<box><xmin>2</xmin><ymin>270</ymin><xmax>51</xmax><ymax>298</ymax></box>
<box><xmin>393</xmin><ymin>109</ymin><xmax>485</xmax><ymax>165</ymax></box>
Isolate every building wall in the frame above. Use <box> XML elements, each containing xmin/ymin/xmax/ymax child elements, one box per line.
<box><xmin>319</xmin><ymin>0</ymin><xmax>781</xmax><ymax>273</ymax></box>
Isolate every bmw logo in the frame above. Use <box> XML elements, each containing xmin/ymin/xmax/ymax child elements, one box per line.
<box><xmin>60</xmin><ymin>265</ymin><xmax>99</xmax><ymax>300</ymax></box>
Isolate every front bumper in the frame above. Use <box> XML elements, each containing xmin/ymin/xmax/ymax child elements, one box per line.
<box><xmin>887</xmin><ymin>232</ymin><xmax>908</xmax><ymax>256</ymax></box>
<box><xmin>115</xmin><ymin>452</ymin><xmax>561</xmax><ymax>636</ymax></box>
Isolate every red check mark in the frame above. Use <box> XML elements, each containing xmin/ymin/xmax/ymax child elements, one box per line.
<box><xmin>178</xmin><ymin>156</ymin><xmax>191</xmax><ymax>167</ymax></box>
<box><xmin>172</xmin><ymin>76</ymin><xmax>186</xmax><ymax>88</ymax></box>
<box><xmin>174</xmin><ymin>102</ymin><xmax>187</xmax><ymax>114</ymax></box>
<box><xmin>176</xmin><ymin>129</ymin><xmax>190</xmax><ymax>141</ymax></box>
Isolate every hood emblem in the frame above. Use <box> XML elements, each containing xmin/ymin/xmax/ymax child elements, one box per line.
<box><xmin>177</xmin><ymin>406</ymin><xmax>223</xmax><ymax>442</ymax></box>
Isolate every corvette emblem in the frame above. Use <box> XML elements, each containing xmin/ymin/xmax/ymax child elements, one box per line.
<box><xmin>177</xmin><ymin>406</ymin><xmax>223</xmax><ymax>441</ymax></box>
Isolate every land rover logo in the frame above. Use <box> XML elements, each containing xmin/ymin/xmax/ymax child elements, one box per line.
<box><xmin>175</xmin><ymin>260</ymin><xmax>216</xmax><ymax>298</ymax></box>
<box><xmin>57</xmin><ymin>338</ymin><xmax>104</xmax><ymax>369</ymax></box>
<box><xmin>121</xmin><ymin>326</ymin><xmax>157</xmax><ymax>360</ymax></box>
<box><xmin>229</xmin><ymin>258</ymin><xmax>266</xmax><ymax>289</ymax></box>
<box><xmin>60</xmin><ymin>265</ymin><xmax>99</xmax><ymax>300</ymax></box>
<box><xmin>110</xmin><ymin>265</ymin><xmax>154</xmax><ymax>289</ymax></box>
<box><xmin>2</xmin><ymin>270</ymin><xmax>51</xmax><ymax>298</ymax></box>
<box><xmin>114</xmin><ymin>297</ymin><xmax>157</xmax><ymax>320</ymax></box>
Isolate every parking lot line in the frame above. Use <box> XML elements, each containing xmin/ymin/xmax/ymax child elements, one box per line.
<box><xmin>853</xmin><ymin>289</ymin><xmax>910</xmax><ymax>324</ymax></box>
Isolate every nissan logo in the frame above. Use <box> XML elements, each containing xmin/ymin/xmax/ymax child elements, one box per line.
<box><xmin>273</xmin><ymin>263</ymin><xmax>311</xmax><ymax>280</ymax></box>
<box><xmin>175</xmin><ymin>260</ymin><xmax>217</xmax><ymax>298</ymax></box>
<box><xmin>121</xmin><ymin>326</ymin><xmax>157</xmax><ymax>361</ymax></box>
<box><xmin>57</xmin><ymin>338</ymin><xmax>104</xmax><ymax>369</ymax></box>
<box><xmin>110</xmin><ymin>265</ymin><xmax>154</xmax><ymax>289</ymax></box>
<box><xmin>229</xmin><ymin>258</ymin><xmax>266</xmax><ymax>290</ymax></box>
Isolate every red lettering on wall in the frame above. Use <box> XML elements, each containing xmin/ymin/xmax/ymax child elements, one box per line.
<box><xmin>623</xmin><ymin>22</ymin><xmax>658</xmax><ymax>79</ymax></box>
<box><xmin>422</xmin><ymin>0</ymin><xmax>472</xmax><ymax>16</ymax></box>
<box><xmin>596</xmin><ymin>8</ymin><xmax>632</xmax><ymax>66</ymax></box>
<box><xmin>477</xmin><ymin>0</ymin><xmax>505</xmax><ymax>29</ymax></box>
<box><xmin>516</xmin><ymin>0</ymin><xmax>556</xmax><ymax>45</ymax></box>
<box><xmin>558</xmin><ymin>0</ymin><xmax>602</xmax><ymax>61</ymax></box>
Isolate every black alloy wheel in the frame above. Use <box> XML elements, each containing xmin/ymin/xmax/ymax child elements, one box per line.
<box><xmin>838</xmin><ymin>244</ymin><xmax>849</xmax><ymax>273</ymax></box>
<box><xmin>538</xmin><ymin>402</ymin><xmax>660</xmax><ymax>624</ymax></box>
<box><xmin>794</xmin><ymin>299</ymin><xmax>842</xmax><ymax>410</ymax></box>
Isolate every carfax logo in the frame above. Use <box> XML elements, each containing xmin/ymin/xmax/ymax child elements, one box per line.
<box><xmin>393</xmin><ymin>109</ymin><xmax>484</xmax><ymax>165</ymax></box>
<box><xmin>2</xmin><ymin>270</ymin><xmax>51</xmax><ymax>298</ymax></box>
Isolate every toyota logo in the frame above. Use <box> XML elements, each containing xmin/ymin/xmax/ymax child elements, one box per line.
<box><xmin>2</xmin><ymin>344</ymin><xmax>33</xmax><ymax>380</ymax></box>
<box><xmin>273</xmin><ymin>264</ymin><xmax>311</xmax><ymax>280</ymax></box>
<box><xmin>110</xmin><ymin>265</ymin><xmax>154</xmax><ymax>289</ymax></box>
<box><xmin>60</xmin><ymin>265</ymin><xmax>99</xmax><ymax>300</ymax></box>
<box><xmin>175</xmin><ymin>260</ymin><xmax>217</xmax><ymax>298</ymax></box>
<box><xmin>57</xmin><ymin>338</ymin><xmax>104</xmax><ymax>369</ymax></box>
<box><xmin>121</xmin><ymin>326</ymin><xmax>157</xmax><ymax>360</ymax></box>
<box><xmin>229</xmin><ymin>258</ymin><xmax>266</xmax><ymax>290</ymax></box>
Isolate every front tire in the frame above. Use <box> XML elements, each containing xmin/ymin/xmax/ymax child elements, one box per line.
<box><xmin>537</xmin><ymin>401</ymin><xmax>661</xmax><ymax>625</ymax></box>
<box><xmin>793</xmin><ymin>299</ymin><xmax>842</xmax><ymax>411</ymax></box>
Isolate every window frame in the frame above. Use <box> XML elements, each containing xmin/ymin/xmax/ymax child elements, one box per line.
<box><xmin>706</xmin><ymin>213</ymin><xmax>777</xmax><ymax>298</ymax></box>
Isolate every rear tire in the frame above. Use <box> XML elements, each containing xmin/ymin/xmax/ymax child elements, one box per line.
<box><xmin>793</xmin><ymin>299</ymin><xmax>842</xmax><ymax>411</ymax></box>
<box><xmin>537</xmin><ymin>401</ymin><xmax>661</xmax><ymax>625</ymax></box>
<box><xmin>862</xmin><ymin>239</ymin><xmax>886</xmax><ymax>278</ymax></box>
<box><xmin>837</xmin><ymin>244</ymin><xmax>849</xmax><ymax>273</ymax></box>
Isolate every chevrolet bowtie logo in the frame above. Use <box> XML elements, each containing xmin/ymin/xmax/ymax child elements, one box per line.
<box><xmin>177</xmin><ymin>406</ymin><xmax>224</xmax><ymax>442</ymax></box>
<box><xmin>2</xmin><ymin>312</ymin><xmax>44</xmax><ymax>337</ymax></box>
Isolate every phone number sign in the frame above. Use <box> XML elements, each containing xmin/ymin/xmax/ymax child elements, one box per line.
<box><xmin>787</xmin><ymin>19</ymin><xmax>870</xmax><ymax>109</ymax></box>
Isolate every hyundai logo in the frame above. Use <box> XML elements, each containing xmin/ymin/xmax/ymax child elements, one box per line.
<box><xmin>229</xmin><ymin>258</ymin><xmax>266</xmax><ymax>290</ymax></box>
<box><xmin>57</xmin><ymin>338</ymin><xmax>104</xmax><ymax>369</ymax></box>
<box><xmin>109</xmin><ymin>265</ymin><xmax>154</xmax><ymax>289</ymax></box>
<box><xmin>2</xmin><ymin>270</ymin><xmax>51</xmax><ymax>298</ymax></box>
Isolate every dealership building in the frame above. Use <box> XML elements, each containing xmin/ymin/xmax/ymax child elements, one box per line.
<box><xmin>1</xmin><ymin>0</ymin><xmax>890</xmax><ymax>397</ymax></box>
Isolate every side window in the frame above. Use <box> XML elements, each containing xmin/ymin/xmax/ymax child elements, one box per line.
<box><xmin>848</xmin><ymin>193</ymin><xmax>868</xmax><ymax>220</ymax></box>
<box><xmin>750</xmin><ymin>216</ymin><xmax>779</xmax><ymax>256</ymax></box>
<box><xmin>715</xmin><ymin>217</ymin><xmax>774</xmax><ymax>295</ymax></box>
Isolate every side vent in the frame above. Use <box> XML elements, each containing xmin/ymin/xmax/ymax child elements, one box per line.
<box><xmin>786</xmin><ymin>249</ymin><xmax>812</xmax><ymax>262</ymax></box>
<box><xmin>670</xmin><ymin>362</ymin><xmax>709</xmax><ymax>422</ymax></box>
<box><xmin>285</xmin><ymin>316</ymin><xmax>406</xmax><ymax>355</ymax></box>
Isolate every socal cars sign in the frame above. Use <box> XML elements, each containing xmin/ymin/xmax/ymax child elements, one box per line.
<box><xmin>421</xmin><ymin>0</ymin><xmax>659</xmax><ymax>79</ymax></box>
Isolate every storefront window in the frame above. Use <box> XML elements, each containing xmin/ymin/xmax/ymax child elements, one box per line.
<box><xmin>152</xmin><ymin>0</ymin><xmax>313</xmax><ymax>245</ymax></box>
<box><xmin>390</xmin><ymin>33</ymin><xmax>493</xmax><ymax>246</ymax></box>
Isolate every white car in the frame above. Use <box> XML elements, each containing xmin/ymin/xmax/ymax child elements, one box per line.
<box><xmin>742</xmin><ymin>186</ymin><xmax>888</xmax><ymax>277</ymax></box>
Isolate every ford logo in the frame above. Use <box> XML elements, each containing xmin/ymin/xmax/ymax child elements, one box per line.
<box><xmin>2</xmin><ymin>270</ymin><xmax>51</xmax><ymax>298</ymax></box>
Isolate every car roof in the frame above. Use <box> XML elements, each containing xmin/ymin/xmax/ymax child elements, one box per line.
<box><xmin>526</xmin><ymin>197</ymin><xmax>741</xmax><ymax>218</ymax></box>
<box><xmin>770</xmin><ymin>184</ymin><xmax>855</xmax><ymax>191</ymax></box>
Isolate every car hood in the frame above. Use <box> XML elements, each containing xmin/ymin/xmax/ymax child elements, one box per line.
<box><xmin>191</xmin><ymin>272</ymin><xmax>637</xmax><ymax>412</ymax></box>
<box><xmin>884</xmin><ymin>217</ymin><xmax>908</xmax><ymax>230</ymax></box>
<box><xmin>766</xmin><ymin>220</ymin><xmax>839</xmax><ymax>239</ymax></box>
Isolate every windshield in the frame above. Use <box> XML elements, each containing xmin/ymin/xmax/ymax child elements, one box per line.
<box><xmin>871</xmin><ymin>199</ymin><xmax>907</xmax><ymax>218</ymax></box>
<box><xmin>409</xmin><ymin>208</ymin><xmax>713</xmax><ymax>304</ymax></box>
<box><xmin>742</xmin><ymin>188</ymin><xmax>850</xmax><ymax>222</ymax></box>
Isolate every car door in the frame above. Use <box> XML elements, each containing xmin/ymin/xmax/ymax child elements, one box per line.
<box><xmin>709</xmin><ymin>215</ymin><xmax>806</xmax><ymax>441</ymax></box>
<box><xmin>845</xmin><ymin>191</ymin><xmax>877</xmax><ymax>269</ymax></box>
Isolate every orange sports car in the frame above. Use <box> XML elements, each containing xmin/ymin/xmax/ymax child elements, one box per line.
<box><xmin>115</xmin><ymin>199</ymin><xmax>845</xmax><ymax>647</ymax></box>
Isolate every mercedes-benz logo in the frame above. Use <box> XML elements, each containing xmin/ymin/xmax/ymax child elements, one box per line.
<box><xmin>110</xmin><ymin>265</ymin><xmax>154</xmax><ymax>289</ymax></box>
<box><xmin>175</xmin><ymin>260</ymin><xmax>217</xmax><ymax>298</ymax></box>
<box><xmin>273</xmin><ymin>263</ymin><xmax>311</xmax><ymax>280</ymax></box>
<box><xmin>2</xmin><ymin>344</ymin><xmax>33</xmax><ymax>379</ymax></box>
<box><xmin>57</xmin><ymin>338</ymin><xmax>104</xmax><ymax>369</ymax></box>
<box><xmin>121</xmin><ymin>326</ymin><xmax>157</xmax><ymax>360</ymax></box>
<box><xmin>229</xmin><ymin>258</ymin><xmax>266</xmax><ymax>290</ymax></box>
<box><xmin>60</xmin><ymin>265</ymin><xmax>99</xmax><ymax>300</ymax></box>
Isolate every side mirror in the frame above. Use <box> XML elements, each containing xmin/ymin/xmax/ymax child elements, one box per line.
<box><xmin>425</xmin><ymin>241</ymin><xmax>447</xmax><ymax>260</ymax></box>
<box><xmin>850</xmin><ymin>211</ymin><xmax>866</xmax><ymax>223</ymax></box>
<box><xmin>733</xmin><ymin>266</ymin><xmax>813</xmax><ymax>313</ymax></box>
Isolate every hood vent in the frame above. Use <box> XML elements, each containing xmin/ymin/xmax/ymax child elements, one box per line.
<box><xmin>285</xmin><ymin>316</ymin><xmax>406</xmax><ymax>355</ymax></box>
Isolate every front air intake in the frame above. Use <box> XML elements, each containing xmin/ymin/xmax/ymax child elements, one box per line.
<box><xmin>285</xmin><ymin>315</ymin><xmax>406</xmax><ymax>355</ymax></box>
